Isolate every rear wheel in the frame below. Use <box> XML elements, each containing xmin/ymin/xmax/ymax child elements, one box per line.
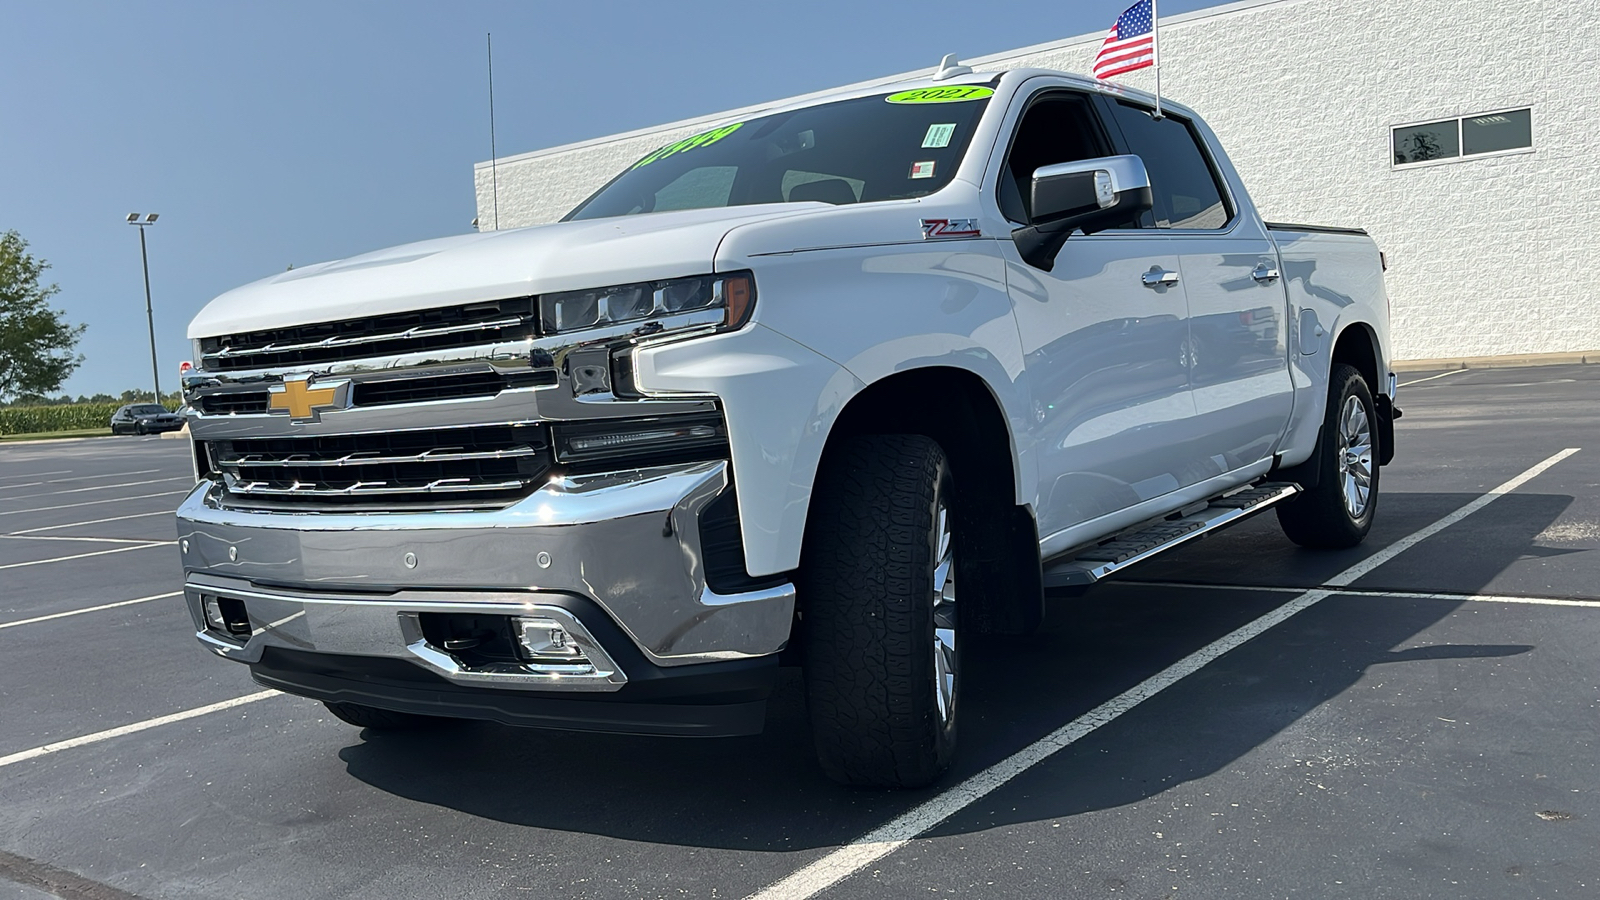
<box><xmin>1277</xmin><ymin>364</ymin><xmax>1379</xmax><ymax>548</ymax></box>
<box><xmin>800</xmin><ymin>434</ymin><xmax>960</xmax><ymax>788</ymax></box>
<box><xmin>322</xmin><ymin>701</ymin><xmax>452</xmax><ymax>731</ymax></box>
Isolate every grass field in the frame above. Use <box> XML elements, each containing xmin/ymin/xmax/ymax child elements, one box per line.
<box><xmin>0</xmin><ymin>427</ymin><xmax>113</xmax><ymax>443</ymax></box>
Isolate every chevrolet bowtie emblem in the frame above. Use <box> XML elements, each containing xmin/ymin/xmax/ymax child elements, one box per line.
<box><xmin>267</xmin><ymin>377</ymin><xmax>351</xmax><ymax>422</ymax></box>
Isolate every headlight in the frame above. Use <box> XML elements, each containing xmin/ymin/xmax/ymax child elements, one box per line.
<box><xmin>539</xmin><ymin>272</ymin><xmax>755</xmax><ymax>335</ymax></box>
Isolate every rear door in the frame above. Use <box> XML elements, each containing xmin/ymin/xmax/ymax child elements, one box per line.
<box><xmin>992</xmin><ymin>86</ymin><xmax>1196</xmax><ymax>539</ymax></box>
<box><xmin>1102</xmin><ymin>100</ymin><xmax>1294</xmax><ymax>478</ymax></box>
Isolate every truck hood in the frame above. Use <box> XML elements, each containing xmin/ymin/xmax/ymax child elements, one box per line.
<box><xmin>188</xmin><ymin>204</ymin><xmax>829</xmax><ymax>338</ymax></box>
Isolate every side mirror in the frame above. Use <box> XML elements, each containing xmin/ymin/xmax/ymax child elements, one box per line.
<box><xmin>1012</xmin><ymin>155</ymin><xmax>1153</xmax><ymax>271</ymax></box>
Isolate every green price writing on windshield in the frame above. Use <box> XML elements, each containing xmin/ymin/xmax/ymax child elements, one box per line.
<box><xmin>885</xmin><ymin>86</ymin><xmax>995</xmax><ymax>104</ymax></box>
<box><xmin>632</xmin><ymin>123</ymin><xmax>745</xmax><ymax>169</ymax></box>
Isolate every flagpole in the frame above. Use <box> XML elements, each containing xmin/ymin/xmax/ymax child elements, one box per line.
<box><xmin>1152</xmin><ymin>0</ymin><xmax>1163</xmax><ymax>119</ymax></box>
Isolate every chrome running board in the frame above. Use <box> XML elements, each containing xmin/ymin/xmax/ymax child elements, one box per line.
<box><xmin>1043</xmin><ymin>482</ymin><xmax>1300</xmax><ymax>589</ymax></box>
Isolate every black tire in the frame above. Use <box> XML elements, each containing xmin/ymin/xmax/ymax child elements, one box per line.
<box><xmin>134</xmin><ymin>421</ymin><xmax>147</xmax><ymax>435</ymax></box>
<box><xmin>322</xmin><ymin>701</ymin><xmax>451</xmax><ymax>731</ymax></box>
<box><xmin>1277</xmin><ymin>363</ymin><xmax>1380</xmax><ymax>548</ymax></box>
<box><xmin>800</xmin><ymin>434</ymin><xmax>960</xmax><ymax>788</ymax></box>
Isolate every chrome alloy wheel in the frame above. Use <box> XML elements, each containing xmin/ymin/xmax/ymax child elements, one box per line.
<box><xmin>1338</xmin><ymin>394</ymin><xmax>1374</xmax><ymax>519</ymax></box>
<box><xmin>931</xmin><ymin>499</ymin><xmax>958</xmax><ymax>726</ymax></box>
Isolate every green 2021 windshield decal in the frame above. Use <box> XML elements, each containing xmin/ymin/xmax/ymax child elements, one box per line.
<box><xmin>885</xmin><ymin>86</ymin><xmax>995</xmax><ymax>104</ymax></box>
<box><xmin>632</xmin><ymin>123</ymin><xmax>744</xmax><ymax>169</ymax></box>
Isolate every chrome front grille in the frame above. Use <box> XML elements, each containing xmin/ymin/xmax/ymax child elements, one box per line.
<box><xmin>198</xmin><ymin>297</ymin><xmax>538</xmax><ymax>372</ymax></box>
<box><xmin>196</xmin><ymin>391</ymin><xmax>270</xmax><ymax>415</ymax></box>
<box><xmin>193</xmin><ymin>370</ymin><xmax>558</xmax><ymax>416</ymax></box>
<box><xmin>210</xmin><ymin>425</ymin><xmax>550</xmax><ymax>509</ymax></box>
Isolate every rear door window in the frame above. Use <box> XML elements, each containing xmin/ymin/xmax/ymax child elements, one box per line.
<box><xmin>1106</xmin><ymin>102</ymin><xmax>1232</xmax><ymax>230</ymax></box>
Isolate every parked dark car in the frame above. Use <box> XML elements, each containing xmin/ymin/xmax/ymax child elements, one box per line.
<box><xmin>110</xmin><ymin>404</ymin><xmax>183</xmax><ymax>435</ymax></box>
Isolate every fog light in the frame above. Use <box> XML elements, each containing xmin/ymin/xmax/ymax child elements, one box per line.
<box><xmin>203</xmin><ymin>596</ymin><xmax>228</xmax><ymax>631</ymax></box>
<box><xmin>201</xmin><ymin>594</ymin><xmax>251</xmax><ymax>638</ymax></box>
<box><xmin>515</xmin><ymin>618</ymin><xmax>584</xmax><ymax>660</ymax></box>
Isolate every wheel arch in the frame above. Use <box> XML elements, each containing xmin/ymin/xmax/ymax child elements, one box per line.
<box><xmin>1331</xmin><ymin>321</ymin><xmax>1381</xmax><ymax>392</ymax></box>
<box><xmin>1330</xmin><ymin>320</ymin><xmax>1395</xmax><ymax>465</ymax></box>
<box><xmin>809</xmin><ymin>365</ymin><xmax>1044</xmax><ymax>634</ymax></box>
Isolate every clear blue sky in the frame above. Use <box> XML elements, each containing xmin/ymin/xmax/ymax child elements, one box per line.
<box><xmin>2</xmin><ymin>0</ymin><xmax>1227</xmax><ymax>398</ymax></box>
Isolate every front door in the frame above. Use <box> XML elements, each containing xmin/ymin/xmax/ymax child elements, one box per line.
<box><xmin>995</xmin><ymin>88</ymin><xmax>1197</xmax><ymax>540</ymax></box>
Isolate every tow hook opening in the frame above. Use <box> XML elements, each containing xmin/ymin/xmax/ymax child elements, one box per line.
<box><xmin>202</xmin><ymin>594</ymin><xmax>252</xmax><ymax>640</ymax></box>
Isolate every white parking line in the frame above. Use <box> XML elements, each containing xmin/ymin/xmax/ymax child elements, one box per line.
<box><xmin>0</xmin><ymin>691</ymin><xmax>280</xmax><ymax>771</ymax></box>
<box><xmin>0</xmin><ymin>542</ymin><xmax>174</xmax><ymax>571</ymax></box>
<box><xmin>7</xmin><ymin>509</ymin><xmax>171</xmax><ymax>535</ymax></box>
<box><xmin>0</xmin><ymin>476</ymin><xmax>189</xmax><ymax>504</ymax></box>
<box><xmin>0</xmin><ymin>534</ymin><xmax>163</xmax><ymax>545</ymax></box>
<box><xmin>0</xmin><ymin>591</ymin><xmax>182</xmax><ymax>630</ymax></box>
<box><xmin>0</xmin><ymin>490</ymin><xmax>188</xmax><ymax>517</ymax></box>
<box><xmin>44</xmin><ymin>468</ymin><xmax>166</xmax><ymax>484</ymax></box>
<box><xmin>1122</xmin><ymin>581</ymin><xmax>1600</xmax><ymax>608</ymax></box>
<box><xmin>1399</xmin><ymin>369</ymin><xmax>1469</xmax><ymax>387</ymax></box>
<box><xmin>745</xmin><ymin>447</ymin><xmax>1580</xmax><ymax>900</ymax></box>
<box><xmin>0</xmin><ymin>468</ymin><xmax>172</xmax><ymax>492</ymax></box>
<box><xmin>0</xmin><ymin>470</ymin><xmax>70</xmax><ymax>482</ymax></box>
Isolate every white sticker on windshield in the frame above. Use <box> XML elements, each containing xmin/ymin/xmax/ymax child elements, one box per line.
<box><xmin>922</xmin><ymin>123</ymin><xmax>956</xmax><ymax>148</ymax></box>
<box><xmin>910</xmin><ymin>160</ymin><xmax>936</xmax><ymax>179</ymax></box>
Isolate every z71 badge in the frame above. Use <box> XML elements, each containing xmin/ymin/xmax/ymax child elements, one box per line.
<box><xmin>920</xmin><ymin>218</ymin><xmax>981</xmax><ymax>239</ymax></box>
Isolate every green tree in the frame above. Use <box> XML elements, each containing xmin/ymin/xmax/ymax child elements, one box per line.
<box><xmin>0</xmin><ymin>230</ymin><xmax>85</xmax><ymax>402</ymax></box>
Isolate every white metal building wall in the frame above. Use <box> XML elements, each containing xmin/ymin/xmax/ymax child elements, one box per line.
<box><xmin>474</xmin><ymin>0</ymin><xmax>1598</xmax><ymax>362</ymax></box>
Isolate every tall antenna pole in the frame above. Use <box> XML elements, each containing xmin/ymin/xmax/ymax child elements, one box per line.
<box><xmin>1151</xmin><ymin>0</ymin><xmax>1164</xmax><ymax>120</ymax></box>
<box><xmin>487</xmin><ymin>32</ymin><xmax>500</xmax><ymax>231</ymax></box>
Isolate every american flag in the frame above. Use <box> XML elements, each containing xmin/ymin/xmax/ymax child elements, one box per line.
<box><xmin>1093</xmin><ymin>0</ymin><xmax>1156</xmax><ymax>80</ymax></box>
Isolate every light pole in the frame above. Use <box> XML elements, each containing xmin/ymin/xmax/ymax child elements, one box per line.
<box><xmin>126</xmin><ymin>213</ymin><xmax>162</xmax><ymax>404</ymax></box>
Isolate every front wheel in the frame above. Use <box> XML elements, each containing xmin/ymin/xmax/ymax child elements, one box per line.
<box><xmin>1277</xmin><ymin>364</ymin><xmax>1380</xmax><ymax>548</ymax></box>
<box><xmin>800</xmin><ymin>434</ymin><xmax>960</xmax><ymax>788</ymax></box>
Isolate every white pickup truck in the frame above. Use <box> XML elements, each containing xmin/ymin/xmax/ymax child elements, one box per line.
<box><xmin>176</xmin><ymin>62</ymin><xmax>1397</xmax><ymax>788</ymax></box>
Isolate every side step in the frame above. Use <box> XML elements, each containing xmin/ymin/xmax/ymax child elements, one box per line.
<box><xmin>1042</xmin><ymin>482</ymin><xmax>1300</xmax><ymax>589</ymax></box>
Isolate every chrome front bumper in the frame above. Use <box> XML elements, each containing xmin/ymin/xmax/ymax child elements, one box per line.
<box><xmin>186</xmin><ymin>577</ymin><xmax>629</xmax><ymax>691</ymax></box>
<box><xmin>175</xmin><ymin>460</ymin><xmax>795</xmax><ymax>687</ymax></box>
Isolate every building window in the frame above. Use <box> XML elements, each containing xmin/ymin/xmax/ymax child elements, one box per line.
<box><xmin>1393</xmin><ymin>108</ymin><xmax>1532</xmax><ymax>167</ymax></box>
<box><xmin>1462</xmin><ymin>109</ymin><xmax>1533</xmax><ymax>156</ymax></box>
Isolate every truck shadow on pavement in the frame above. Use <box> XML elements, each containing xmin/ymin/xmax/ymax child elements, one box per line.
<box><xmin>336</xmin><ymin>490</ymin><xmax>1570</xmax><ymax>852</ymax></box>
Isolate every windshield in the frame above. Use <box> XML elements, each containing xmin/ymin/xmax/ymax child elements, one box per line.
<box><xmin>565</xmin><ymin>83</ymin><xmax>996</xmax><ymax>221</ymax></box>
<box><xmin>133</xmin><ymin>405</ymin><xmax>167</xmax><ymax>415</ymax></box>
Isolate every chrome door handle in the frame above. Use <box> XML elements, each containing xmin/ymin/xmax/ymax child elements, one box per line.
<box><xmin>1142</xmin><ymin>267</ymin><xmax>1180</xmax><ymax>287</ymax></box>
<box><xmin>1252</xmin><ymin>263</ymin><xmax>1281</xmax><ymax>283</ymax></box>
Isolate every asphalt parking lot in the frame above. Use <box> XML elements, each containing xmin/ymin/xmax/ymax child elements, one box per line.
<box><xmin>2</xmin><ymin>364</ymin><xmax>1597</xmax><ymax>900</ymax></box>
